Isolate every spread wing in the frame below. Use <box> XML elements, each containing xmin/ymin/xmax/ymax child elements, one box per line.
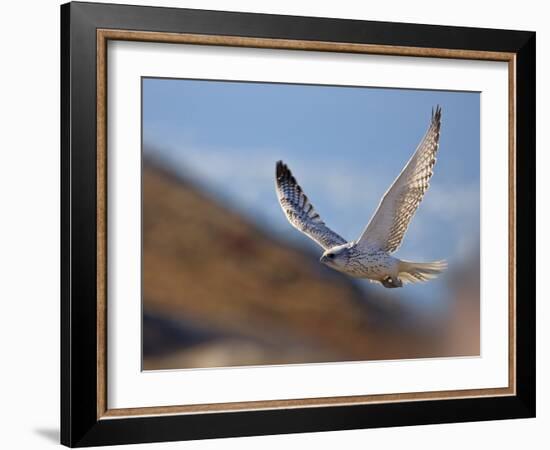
<box><xmin>275</xmin><ymin>161</ymin><xmax>347</xmax><ymax>250</ymax></box>
<box><xmin>356</xmin><ymin>106</ymin><xmax>442</xmax><ymax>253</ymax></box>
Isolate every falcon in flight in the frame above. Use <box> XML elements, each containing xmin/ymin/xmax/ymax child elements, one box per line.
<box><xmin>275</xmin><ymin>106</ymin><xmax>446</xmax><ymax>288</ymax></box>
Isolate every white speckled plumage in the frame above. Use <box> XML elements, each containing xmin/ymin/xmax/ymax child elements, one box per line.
<box><xmin>275</xmin><ymin>107</ymin><xmax>447</xmax><ymax>288</ymax></box>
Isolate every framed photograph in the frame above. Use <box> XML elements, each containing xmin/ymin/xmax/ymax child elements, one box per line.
<box><xmin>61</xmin><ymin>1</ymin><xmax>535</xmax><ymax>447</ymax></box>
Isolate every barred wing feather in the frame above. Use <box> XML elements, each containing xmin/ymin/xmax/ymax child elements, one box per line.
<box><xmin>356</xmin><ymin>106</ymin><xmax>442</xmax><ymax>253</ymax></box>
<box><xmin>275</xmin><ymin>161</ymin><xmax>347</xmax><ymax>250</ymax></box>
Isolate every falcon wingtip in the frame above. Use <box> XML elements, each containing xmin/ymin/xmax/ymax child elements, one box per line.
<box><xmin>276</xmin><ymin>160</ymin><xmax>286</xmax><ymax>178</ymax></box>
<box><xmin>432</xmin><ymin>105</ymin><xmax>442</xmax><ymax>123</ymax></box>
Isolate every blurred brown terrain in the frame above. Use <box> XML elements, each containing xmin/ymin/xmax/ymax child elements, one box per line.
<box><xmin>143</xmin><ymin>162</ymin><xmax>480</xmax><ymax>370</ymax></box>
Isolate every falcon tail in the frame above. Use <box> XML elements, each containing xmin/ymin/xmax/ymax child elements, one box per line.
<box><xmin>397</xmin><ymin>259</ymin><xmax>447</xmax><ymax>284</ymax></box>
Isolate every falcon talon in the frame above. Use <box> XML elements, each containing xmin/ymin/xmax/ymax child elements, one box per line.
<box><xmin>382</xmin><ymin>276</ymin><xmax>403</xmax><ymax>289</ymax></box>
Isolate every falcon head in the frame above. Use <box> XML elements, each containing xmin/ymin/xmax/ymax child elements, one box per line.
<box><xmin>320</xmin><ymin>244</ymin><xmax>351</xmax><ymax>271</ymax></box>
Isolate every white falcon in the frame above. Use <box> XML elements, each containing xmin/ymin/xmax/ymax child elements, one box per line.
<box><xmin>275</xmin><ymin>106</ymin><xmax>446</xmax><ymax>288</ymax></box>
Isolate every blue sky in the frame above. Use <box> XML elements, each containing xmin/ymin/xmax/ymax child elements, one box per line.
<box><xmin>142</xmin><ymin>78</ymin><xmax>480</xmax><ymax>313</ymax></box>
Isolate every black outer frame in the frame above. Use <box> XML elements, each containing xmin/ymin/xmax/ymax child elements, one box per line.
<box><xmin>60</xmin><ymin>1</ymin><xmax>536</xmax><ymax>447</ymax></box>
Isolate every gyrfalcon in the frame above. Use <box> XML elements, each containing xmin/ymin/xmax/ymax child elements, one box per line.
<box><xmin>275</xmin><ymin>106</ymin><xmax>446</xmax><ymax>288</ymax></box>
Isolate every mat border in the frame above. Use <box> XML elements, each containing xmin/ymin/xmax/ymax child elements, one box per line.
<box><xmin>61</xmin><ymin>2</ymin><xmax>535</xmax><ymax>447</ymax></box>
<box><xmin>96</xmin><ymin>28</ymin><xmax>516</xmax><ymax>418</ymax></box>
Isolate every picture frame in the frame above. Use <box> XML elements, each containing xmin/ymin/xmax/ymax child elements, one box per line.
<box><xmin>60</xmin><ymin>1</ymin><xmax>535</xmax><ymax>447</ymax></box>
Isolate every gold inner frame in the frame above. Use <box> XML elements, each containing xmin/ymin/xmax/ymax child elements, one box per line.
<box><xmin>96</xmin><ymin>29</ymin><xmax>517</xmax><ymax>420</ymax></box>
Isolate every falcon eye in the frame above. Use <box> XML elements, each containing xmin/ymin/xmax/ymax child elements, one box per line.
<box><xmin>327</xmin><ymin>253</ymin><xmax>335</xmax><ymax>259</ymax></box>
